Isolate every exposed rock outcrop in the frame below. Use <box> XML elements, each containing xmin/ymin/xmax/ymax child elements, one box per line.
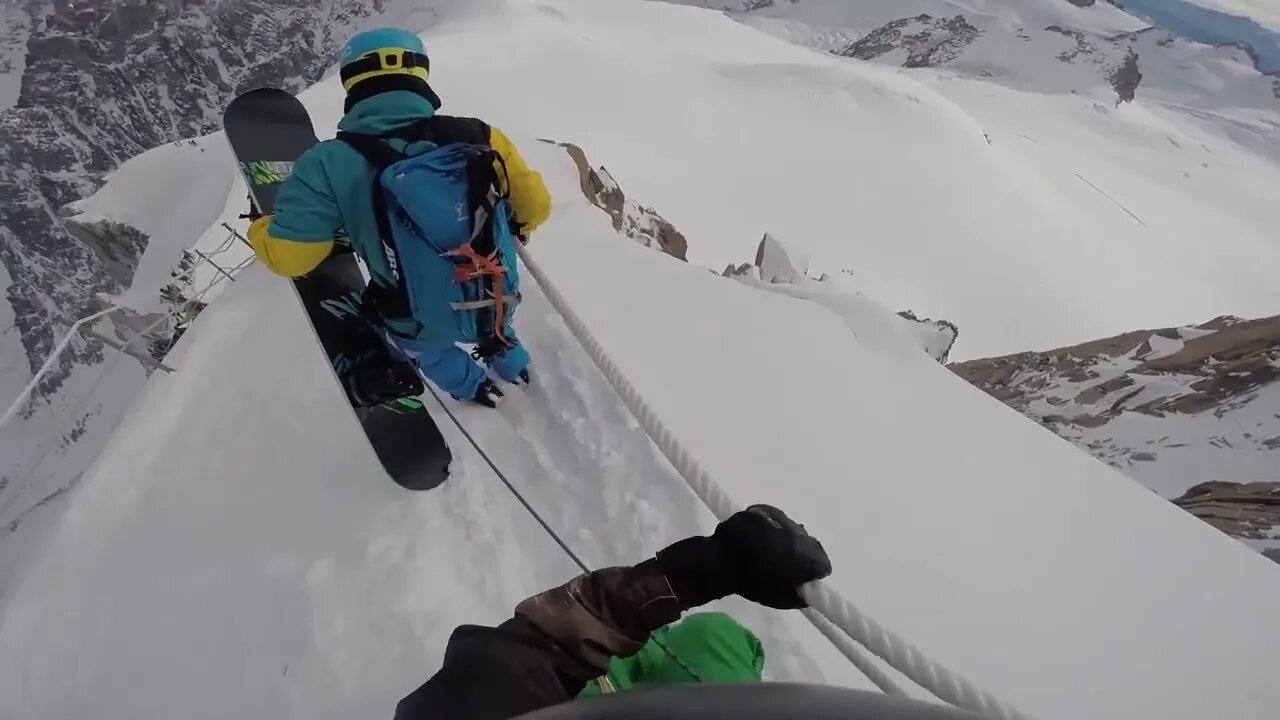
<box><xmin>1106</xmin><ymin>48</ymin><xmax>1142</xmax><ymax>102</ymax></box>
<box><xmin>1173</xmin><ymin>481</ymin><xmax>1280</xmax><ymax>556</ymax></box>
<box><xmin>836</xmin><ymin>14</ymin><xmax>982</xmax><ymax>69</ymax></box>
<box><xmin>1046</xmin><ymin>25</ymin><xmax>1143</xmax><ymax>102</ymax></box>
<box><xmin>897</xmin><ymin>310</ymin><xmax>960</xmax><ymax>365</ymax></box>
<box><xmin>952</xmin><ymin>315</ymin><xmax>1280</xmax><ymax>560</ymax></box>
<box><xmin>551</xmin><ymin>140</ymin><xmax>689</xmax><ymax>261</ymax></box>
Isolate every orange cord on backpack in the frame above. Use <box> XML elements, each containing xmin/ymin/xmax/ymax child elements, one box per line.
<box><xmin>445</xmin><ymin>243</ymin><xmax>511</xmax><ymax>345</ymax></box>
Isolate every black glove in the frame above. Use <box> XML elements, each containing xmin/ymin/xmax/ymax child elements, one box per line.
<box><xmin>655</xmin><ymin>504</ymin><xmax>832</xmax><ymax>610</ymax></box>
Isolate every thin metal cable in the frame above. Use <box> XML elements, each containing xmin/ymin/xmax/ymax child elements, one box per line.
<box><xmin>420</xmin><ymin>383</ymin><xmax>590</xmax><ymax>574</ymax></box>
<box><xmin>1</xmin><ymin>243</ymin><xmax>253</xmax><ymax>526</ymax></box>
<box><xmin>419</xmin><ymin>382</ymin><xmax>702</xmax><ymax>680</ymax></box>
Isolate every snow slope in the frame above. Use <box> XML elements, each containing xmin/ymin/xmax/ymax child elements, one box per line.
<box><xmin>63</xmin><ymin>135</ymin><xmax>241</xmax><ymax>313</ymax></box>
<box><xmin>424</xmin><ymin>0</ymin><xmax>1280</xmax><ymax>361</ymax></box>
<box><xmin>3</xmin><ymin>2</ymin><xmax>1279</xmax><ymax>719</ymax></box>
<box><xmin>0</xmin><ymin>148</ymin><xmax>876</xmax><ymax>720</ymax></box>
<box><xmin>1</xmin><ymin>139</ymin><xmax>247</xmax><ymax>588</ymax></box>
<box><xmin>4</xmin><ymin>115</ymin><xmax>1279</xmax><ymax>720</ymax></box>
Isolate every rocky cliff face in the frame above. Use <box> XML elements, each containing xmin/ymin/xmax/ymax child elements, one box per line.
<box><xmin>952</xmin><ymin>315</ymin><xmax>1280</xmax><ymax>559</ymax></box>
<box><xmin>1173</xmin><ymin>481</ymin><xmax>1280</xmax><ymax>562</ymax></box>
<box><xmin>0</xmin><ymin>0</ymin><xmax>384</xmax><ymax>397</ymax></box>
<box><xmin>0</xmin><ymin>0</ymin><xmax>403</xmax><ymax>533</ymax></box>
<box><xmin>837</xmin><ymin>14</ymin><xmax>983</xmax><ymax>70</ymax></box>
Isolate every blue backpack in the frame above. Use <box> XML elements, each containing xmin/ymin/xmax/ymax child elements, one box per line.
<box><xmin>339</xmin><ymin>121</ymin><xmax>521</xmax><ymax>351</ymax></box>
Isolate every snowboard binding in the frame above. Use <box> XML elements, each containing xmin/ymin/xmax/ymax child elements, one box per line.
<box><xmin>346</xmin><ymin>353</ymin><xmax>425</xmax><ymax>408</ymax></box>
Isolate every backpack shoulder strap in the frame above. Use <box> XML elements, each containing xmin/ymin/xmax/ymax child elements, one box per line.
<box><xmin>336</xmin><ymin>131</ymin><xmax>399</xmax><ymax>253</ymax></box>
<box><xmin>336</xmin><ymin>130</ymin><xmax>418</xmax><ymax>328</ymax></box>
<box><xmin>336</xmin><ymin>130</ymin><xmax>405</xmax><ymax>170</ymax></box>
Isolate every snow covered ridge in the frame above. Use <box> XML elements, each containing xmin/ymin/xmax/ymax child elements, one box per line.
<box><xmin>952</xmin><ymin>314</ymin><xmax>1280</xmax><ymax>560</ymax></box>
<box><xmin>661</xmin><ymin>0</ymin><xmax>1280</xmax><ymax>105</ymax></box>
<box><xmin>551</xmin><ymin>146</ymin><xmax>962</xmax><ymax>364</ymax></box>
<box><xmin>723</xmin><ymin>234</ymin><xmax>960</xmax><ymax>363</ymax></box>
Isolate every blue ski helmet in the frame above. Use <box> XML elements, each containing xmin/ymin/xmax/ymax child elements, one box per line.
<box><xmin>340</xmin><ymin>27</ymin><xmax>426</xmax><ymax>67</ymax></box>
<box><xmin>338</xmin><ymin>27</ymin><xmax>440</xmax><ymax>109</ymax></box>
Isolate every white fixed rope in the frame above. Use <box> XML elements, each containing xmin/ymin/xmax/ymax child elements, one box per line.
<box><xmin>517</xmin><ymin>245</ymin><xmax>1033</xmax><ymax>720</ymax></box>
<box><xmin>0</xmin><ymin>305</ymin><xmax>120</xmax><ymax>430</ymax></box>
<box><xmin>1</xmin><ymin>225</ymin><xmax>252</xmax><ymax>434</ymax></box>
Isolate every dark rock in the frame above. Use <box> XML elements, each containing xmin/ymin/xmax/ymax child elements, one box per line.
<box><xmin>836</xmin><ymin>15</ymin><xmax>982</xmax><ymax>69</ymax></box>
<box><xmin>897</xmin><ymin>310</ymin><xmax>960</xmax><ymax>364</ymax></box>
<box><xmin>1107</xmin><ymin>49</ymin><xmax>1142</xmax><ymax>103</ymax></box>
<box><xmin>1045</xmin><ymin>25</ymin><xmax>1144</xmax><ymax>103</ymax></box>
<box><xmin>952</xmin><ymin>315</ymin><xmax>1280</xmax><ymax>560</ymax></box>
<box><xmin>551</xmin><ymin>140</ymin><xmax>689</xmax><ymax>261</ymax></box>
<box><xmin>1172</xmin><ymin>480</ymin><xmax>1280</xmax><ymax>546</ymax></box>
<box><xmin>1046</xmin><ymin>25</ymin><xmax>1095</xmax><ymax>63</ymax></box>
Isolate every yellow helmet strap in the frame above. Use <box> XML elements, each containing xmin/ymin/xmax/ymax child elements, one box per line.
<box><xmin>340</xmin><ymin>49</ymin><xmax>430</xmax><ymax>93</ymax></box>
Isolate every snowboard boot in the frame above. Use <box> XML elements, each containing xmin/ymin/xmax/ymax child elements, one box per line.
<box><xmin>469</xmin><ymin>378</ymin><xmax>506</xmax><ymax>408</ymax></box>
<box><xmin>473</xmin><ymin>336</ymin><xmax>532</xmax><ymax>385</ymax></box>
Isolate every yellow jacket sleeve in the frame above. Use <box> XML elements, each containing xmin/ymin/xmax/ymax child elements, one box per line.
<box><xmin>490</xmin><ymin>126</ymin><xmax>552</xmax><ymax>236</ymax></box>
<box><xmin>248</xmin><ymin>216</ymin><xmax>334</xmax><ymax>278</ymax></box>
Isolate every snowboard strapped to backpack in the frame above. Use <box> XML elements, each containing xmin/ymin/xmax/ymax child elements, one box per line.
<box><xmin>338</xmin><ymin>118</ymin><xmax>521</xmax><ymax>356</ymax></box>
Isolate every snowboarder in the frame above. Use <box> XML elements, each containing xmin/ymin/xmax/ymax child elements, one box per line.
<box><xmin>393</xmin><ymin>504</ymin><xmax>980</xmax><ymax>720</ymax></box>
<box><xmin>246</xmin><ymin>27</ymin><xmax>552</xmax><ymax>408</ymax></box>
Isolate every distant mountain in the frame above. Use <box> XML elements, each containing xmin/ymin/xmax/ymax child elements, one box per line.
<box><xmin>658</xmin><ymin>0</ymin><xmax>1279</xmax><ymax>104</ymax></box>
<box><xmin>953</xmin><ymin>315</ymin><xmax>1280</xmax><ymax>561</ymax></box>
